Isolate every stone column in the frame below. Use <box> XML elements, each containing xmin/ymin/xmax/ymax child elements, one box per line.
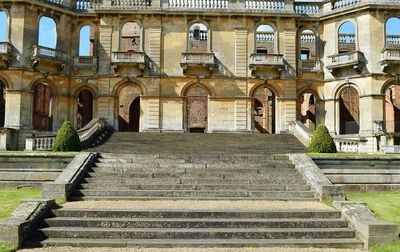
<box><xmin>324</xmin><ymin>99</ymin><xmax>336</xmax><ymax>134</ymax></box>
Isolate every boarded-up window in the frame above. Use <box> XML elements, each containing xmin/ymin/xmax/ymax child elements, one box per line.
<box><xmin>77</xmin><ymin>90</ymin><xmax>93</xmax><ymax>129</ymax></box>
<box><xmin>0</xmin><ymin>81</ymin><xmax>5</xmax><ymax>127</ymax></box>
<box><xmin>339</xmin><ymin>86</ymin><xmax>359</xmax><ymax>134</ymax></box>
<box><xmin>120</xmin><ymin>22</ymin><xmax>141</xmax><ymax>52</ymax></box>
<box><xmin>186</xmin><ymin>85</ymin><xmax>209</xmax><ymax>133</ymax></box>
<box><xmin>32</xmin><ymin>83</ymin><xmax>52</xmax><ymax>131</ymax></box>
<box><xmin>253</xmin><ymin>86</ymin><xmax>275</xmax><ymax>134</ymax></box>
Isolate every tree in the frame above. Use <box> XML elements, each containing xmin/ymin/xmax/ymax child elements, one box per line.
<box><xmin>53</xmin><ymin>121</ymin><xmax>81</xmax><ymax>152</ymax></box>
<box><xmin>308</xmin><ymin>124</ymin><xmax>337</xmax><ymax>153</ymax></box>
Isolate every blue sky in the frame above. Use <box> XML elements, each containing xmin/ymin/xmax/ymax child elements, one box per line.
<box><xmin>79</xmin><ymin>25</ymin><xmax>91</xmax><ymax>56</ymax></box>
<box><xmin>38</xmin><ymin>16</ymin><xmax>57</xmax><ymax>48</ymax></box>
<box><xmin>0</xmin><ymin>12</ymin><xmax>7</xmax><ymax>42</ymax></box>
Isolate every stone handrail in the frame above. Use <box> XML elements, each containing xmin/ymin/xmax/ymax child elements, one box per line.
<box><xmin>288</xmin><ymin>121</ymin><xmax>312</xmax><ymax>147</ymax></box>
<box><xmin>333</xmin><ymin>135</ymin><xmax>367</xmax><ymax>153</ymax></box>
<box><xmin>245</xmin><ymin>0</ymin><xmax>285</xmax><ymax>11</ymax></box>
<box><xmin>32</xmin><ymin>45</ymin><xmax>69</xmax><ymax>62</ymax></box>
<box><xmin>250</xmin><ymin>53</ymin><xmax>284</xmax><ymax>65</ymax></box>
<box><xmin>380</xmin><ymin>145</ymin><xmax>400</xmax><ymax>154</ymax></box>
<box><xmin>327</xmin><ymin>51</ymin><xmax>362</xmax><ymax>66</ymax></box>
<box><xmin>381</xmin><ymin>48</ymin><xmax>400</xmax><ymax>61</ymax></box>
<box><xmin>168</xmin><ymin>0</ymin><xmax>228</xmax><ymax>9</ymax></box>
<box><xmin>298</xmin><ymin>60</ymin><xmax>321</xmax><ymax>71</ymax></box>
<box><xmin>73</xmin><ymin>56</ymin><xmax>98</xmax><ymax>67</ymax></box>
<box><xmin>182</xmin><ymin>52</ymin><xmax>215</xmax><ymax>64</ymax></box>
<box><xmin>25</xmin><ymin>118</ymin><xmax>108</xmax><ymax>151</ymax></box>
<box><xmin>111</xmin><ymin>51</ymin><xmax>146</xmax><ymax>64</ymax></box>
<box><xmin>294</xmin><ymin>1</ymin><xmax>322</xmax><ymax>14</ymax></box>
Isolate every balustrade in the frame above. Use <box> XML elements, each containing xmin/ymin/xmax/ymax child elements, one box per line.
<box><xmin>42</xmin><ymin>0</ymin><xmax>64</xmax><ymax>5</ymax></box>
<box><xmin>182</xmin><ymin>53</ymin><xmax>215</xmax><ymax>64</ymax></box>
<box><xmin>112</xmin><ymin>0</ymin><xmax>152</xmax><ymax>7</ymax></box>
<box><xmin>168</xmin><ymin>0</ymin><xmax>228</xmax><ymax>9</ymax></box>
<box><xmin>112</xmin><ymin>51</ymin><xmax>146</xmax><ymax>63</ymax></box>
<box><xmin>386</xmin><ymin>35</ymin><xmax>400</xmax><ymax>47</ymax></box>
<box><xmin>338</xmin><ymin>33</ymin><xmax>355</xmax><ymax>44</ymax></box>
<box><xmin>301</xmin><ymin>34</ymin><xmax>316</xmax><ymax>43</ymax></box>
<box><xmin>332</xmin><ymin>0</ymin><xmax>361</xmax><ymax>10</ymax></box>
<box><xmin>298</xmin><ymin>60</ymin><xmax>320</xmax><ymax>71</ymax></box>
<box><xmin>32</xmin><ymin>45</ymin><xmax>69</xmax><ymax>62</ymax></box>
<box><xmin>382</xmin><ymin>48</ymin><xmax>400</xmax><ymax>61</ymax></box>
<box><xmin>327</xmin><ymin>51</ymin><xmax>362</xmax><ymax>66</ymax></box>
<box><xmin>250</xmin><ymin>53</ymin><xmax>284</xmax><ymax>65</ymax></box>
<box><xmin>294</xmin><ymin>2</ymin><xmax>321</xmax><ymax>14</ymax></box>
<box><xmin>76</xmin><ymin>0</ymin><xmax>102</xmax><ymax>10</ymax></box>
<box><xmin>74</xmin><ymin>56</ymin><xmax>98</xmax><ymax>66</ymax></box>
<box><xmin>245</xmin><ymin>0</ymin><xmax>285</xmax><ymax>10</ymax></box>
<box><xmin>333</xmin><ymin>136</ymin><xmax>364</xmax><ymax>153</ymax></box>
<box><xmin>189</xmin><ymin>31</ymin><xmax>208</xmax><ymax>41</ymax></box>
<box><xmin>256</xmin><ymin>32</ymin><xmax>275</xmax><ymax>41</ymax></box>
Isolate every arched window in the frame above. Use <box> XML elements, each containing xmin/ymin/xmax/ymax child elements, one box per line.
<box><xmin>297</xmin><ymin>92</ymin><xmax>316</xmax><ymax>131</ymax></box>
<box><xmin>79</xmin><ymin>25</ymin><xmax>95</xmax><ymax>56</ymax></box>
<box><xmin>38</xmin><ymin>16</ymin><xmax>57</xmax><ymax>49</ymax></box>
<box><xmin>385</xmin><ymin>17</ymin><xmax>400</xmax><ymax>49</ymax></box>
<box><xmin>77</xmin><ymin>90</ymin><xmax>93</xmax><ymax>129</ymax></box>
<box><xmin>0</xmin><ymin>11</ymin><xmax>8</xmax><ymax>42</ymax></box>
<box><xmin>120</xmin><ymin>22</ymin><xmax>141</xmax><ymax>52</ymax></box>
<box><xmin>0</xmin><ymin>81</ymin><xmax>5</xmax><ymax>127</ymax></box>
<box><xmin>300</xmin><ymin>29</ymin><xmax>316</xmax><ymax>61</ymax></box>
<box><xmin>188</xmin><ymin>23</ymin><xmax>208</xmax><ymax>53</ymax></box>
<box><xmin>32</xmin><ymin>83</ymin><xmax>52</xmax><ymax>131</ymax></box>
<box><xmin>339</xmin><ymin>86</ymin><xmax>359</xmax><ymax>134</ymax></box>
<box><xmin>338</xmin><ymin>22</ymin><xmax>356</xmax><ymax>54</ymax></box>
<box><xmin>255</xmin><ymin>24</ymin><xmax>275</xmax><ymax>54</ymax></box>
<box><xmin>385</xmin><ymin>85</ymin><xmax>400</xmax><ymax>135</ymax></box>
<box><xmin>252</xmin><ymin>85</ymin><xmax>275</xmax><ymax>134</ymax></box>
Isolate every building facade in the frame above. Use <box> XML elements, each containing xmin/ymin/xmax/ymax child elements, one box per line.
<box><xmin>0</xmin><ymin>0</ymin><xmax>399</xmax><ymax>152</ymax></box>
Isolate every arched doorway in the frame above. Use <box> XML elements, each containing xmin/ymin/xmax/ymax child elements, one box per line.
<box><xmin>186</xmin><ymin>85</ymin><xmax>209</xmax><ymax>133</ymax></box>
<box><xmin>0</xmin><ymin>81</ymin><xmax>5</xmax><ymax>127</ymax></box>
<box><xmin>339</xmin><ymin>86</ymin><xmax>359</xmax><ymax>134</ymax></box>
<box><xmin>297</xmin><ymin>92</ymin><xmax>316</xmax><ymax>131</ymax></box>
<box><xmin>118</xmin><ymin>85</ymin><xmax>141</xmax><ymax>132</ymax></box>
<box><xmin>252</xmin><ymin>85</ymin><xmax>275</xmax><ymax>134</ymax></box>
<box><xmin>384</xmin><ymin>85</ymin><xmax>400</xmax><ymax>143</ymax></box>
<box><xmin>77</xmin><ymin>90</ymin><xmax>93</xmax><ymax>129</ymax></box>
<box><xmin>32</xmin><ymin>83</ymin><xmax>52</xmax><ymax>131</ymax></box>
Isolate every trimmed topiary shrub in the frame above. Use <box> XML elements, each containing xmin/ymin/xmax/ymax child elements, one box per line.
<box><xmin>53</xmin><ymin>121</ymin><xmax>81</xmax><ymax>152</ymax></box>
<box><xmin>308</xmin><ymin>124</ymin><xmax>337</xmax><ymax>153</ymax></box>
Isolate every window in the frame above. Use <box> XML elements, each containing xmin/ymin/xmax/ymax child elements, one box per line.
<box><xmin>385</xmin><ymin>17</ymin><xmax>400</xmax><ymax>49</ymax></box>
<box><xmin>338</xmin><ymin>22</ymin><xmax>356</xmax><ymax>54</ymax></box>
<box><xmin>300</xmin><ymin>29</ymin><xmax>316</xmax><ymax>61</ymax></box>
<box><xmin>300</xmin><ymin>50</ymin><xmax>310</xmax><ymax>60</ymax></box>
<box><xmin>255</xmin><ymin>24</ymin><xmax>275</xmax><ymax>54</ymax></box>
<box><xmin>0</xmin><ymin>11</ymin><xmax>7</xmax><ymax>42</ymax></box>
<box><xmin>120</xmin><ymin>22</ymin><xmax>141</xmax><ymax>52</ymax></box>
<box><xmin>32</xmin><ymin>83</ymin><xmax>52</xmax><ymax>131</ymax></box>
<box><xmin>38</xmin><ymin>16</ymin><xmax>57</xmax><ymax>49</ymax></box>
<box><xmin>189</xmin><ymin>23</ymin><xmax>208</xmax><ymax>53</ymax></box>
<box><xmin>79</xmin><ymin>25</ymin><xmax>95</xmax><ymax>56</ymax></box>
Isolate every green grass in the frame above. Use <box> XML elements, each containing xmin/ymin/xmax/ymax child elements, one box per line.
<box><xmin>0</xmin><ymin>151</ymin><xmax>78</xmax><ymax>155</ymax></box>
<box><xmin>345</xmin><ymin>192</ymin><xmax>400</xmax><ymax>252</ymax></box>
<box><xmin>307</xmin><ymin>153</ymin><xmax>400</xmax><ymax>157</ymax></box>
<box><xmin>0</xmin><ymin>243</ymin><xmax>16</xmax><ymax>252</ymax></box>
<box><xmin>0</xmin><ymin>188</ymin><xmax>42</xmax><ymax>220</ymax></box>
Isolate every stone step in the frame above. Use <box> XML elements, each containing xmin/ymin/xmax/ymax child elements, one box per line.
<box><xmin>44</xmin><ymin>217</ymin><xmax>349</xmax><ymax>229</ymax></box>
<box><xmin>35</xmin><ymin>237</ymin><xmax>364</xmax><ymax>249</ymax></box>
<box><xmin>71</xmin><ymin>196</ymin><xmax>319</xmax><ymax>201</ymax></box>
<box><xmin>314</xmin><ymin>160</ymin><xmax>400</xmax><ymax>165</ymax></box>
<box><xmin>80</xmin><ymin>183</ymin><xmax>311</xmax><ymax>191</ymax></box>
<box><xmin>86</xmin><ymin>172</ymin><xmax>302</xmax><ymax>180</ymax></box>
<box><xmin>0</xmin><ymin>162</ymin><xmax>67</xmax><ymax>169</ymax></box>
<box><xmin>0</xmin><ymin>157</ymin><xmax>73</xmax><ymax>163</ymax></box>
<box><xmin>318</xmin><ymin>164</ymin><xmax>400</xmax><ymax>170</ymax></box>
<box><xmin>327</xmin><ymin>174</ymin><xmax>400</xmax><ymax>184</ymax></box>
<box><xmin>74</xmin><ymin>190</ymin><xmax>316</xmax><ymax>199</ymax></box>
<box><xmin>93</xmin><ymin>163</ymin><xmax>295</xmax><ymax>169</ymax></box>
<box><xmin>323</xmin><ymin>168</ymin><xmax>400</xmax><ymax>174</ymax></box>
<box><xmin>37</xmin><ymin>227</ymin><xmax>355</xmax><ymax>240</ymax></box>
<box><xmin>83</xmin><ymin>177</ymin><xmax>308</xmax><ymax>185</ymax></box>
<box><xmin>0</xmin><ymin>171</ymin><xmax>60</xmax><ymax>181</ymax></box>
<box><xmin>52</xmin><ymin>209</ymin><xmax>342</xmax><ymax>219</ymax></box>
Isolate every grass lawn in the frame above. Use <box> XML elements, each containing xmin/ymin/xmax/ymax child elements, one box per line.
<box><xmin>0</xmin><ymin>151</ymin><xmax>78</xmax><ymax>155</ymax></box>
<box><xmin>0</xmin><ymin>188</ymin><xmax>42</xmax><ymax>220</ymax></box>
<box><xmin>308</xmin><ymin>153</ymin><xmax>400</xmax><ymax>157</ymax></box>
<box><xmin>346</xmin><ymin>192</ymin><xmax>400</xmax><ymax>252</ymax></box>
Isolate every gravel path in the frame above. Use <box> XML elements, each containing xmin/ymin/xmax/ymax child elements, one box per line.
<box><xmin>61</xmin><ymin>200</ymin><xmax>332</xmax><ymax>211</ymax></box>
<box><xmin>19</xmin><ymin>247</ymin><xmax>364</xmax><ymax>252</ymax></box>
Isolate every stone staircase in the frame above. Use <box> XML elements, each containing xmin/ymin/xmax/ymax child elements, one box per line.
<box><xmin>26</xmin><ymin>133</ymin><xmax>364</xmax><ymax>249</ymax></box>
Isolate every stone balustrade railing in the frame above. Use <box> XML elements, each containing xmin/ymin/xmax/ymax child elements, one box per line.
<box><xmin>35</xmin><ymin>0</ymin><xmax>400</xmax><ymax>13</ymax></box>
<box><xmin>380</xmin><ymin>145</ymin><xmax>400</xmax><ymax>154</ymax></box>
<box><xmin>333</xmin><ymin>135</ymin><xmax>367</xmax><ymax>153</ymax></box>
<box><xmin>256</xmin><ymin>32</ymin><xmax>275</xmax><ymax>41</ymax></box>
<box><xmin>73</xmin><ymin>56</ymin><xmax>98</xmax><ymax>67</ymax></box>
<box><xmin>288</xmin><ymin>121</ymin><xmax>312</xmax><ymax>147</ymax></box>
<box><xmin>182</xmin><ymin>53</ymin><xmax>215</xmax><ymax>64</ymax></box>
<box><xmin>381</xmin><ymin>48</ymin><xmax>400</xmax><ymax>61</ymax></box>
<box><xmin>298</xmin><ymin>60</ymin><xmax>321</xmax><ymax>71</ymax></box>
<box><xmin>250</xmin><ymin>53</ymin><xmax>284</xmax><ymax>65</ymax></box>
<box><xmin>327</xmin><ymin>51</ymin><xmax>362</xmax><ymax>67</ymax></box>
<box><xmin>25</xmin><ymin>118</ymin><xmax>108</xmax><ymax>151</ymax></box>
<box><xmin>32</xmin><ymin>45</ymin><xmax>69</xmax><ymax>62</ymax></box>
<box><xmin>111</xmin><ymin>51</ymin><xmax>146</xmax><ymax>64</ymax></box>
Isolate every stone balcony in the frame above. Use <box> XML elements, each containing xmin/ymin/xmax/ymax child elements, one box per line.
<box><xmin>111</xmin><ymin>51</ymin><xmax>147</xmax><ymax>76</ymax></box>
<box><xmin>380</xmin><ymin>48</ymin><xmax>400</xmax><ymax>73</ymax></box>
<box><xmin>180</xmin><ymin>52</ymin><xmax>216</xmax><ymax>76</ymax></box>
<box><xmin>73</xmin><ymin>56</ymin><xmax>98</xmax><ymax>75</ymax></box>
<box><xmin>0</xmin><ymin>42</ymin><xmax>12</xmax><ymax>68</ymax></box>
<box><xmin>298</xmin><ymin>60</ymin><xmax>322</xmax><ymax>73</ymax></box>
<box><xmin>31</xmin><ymin>45</ymin><xmax>69</xmax><ymax>73</ymax></box>
<box><xmin>326</xmin><ymin>51</ymin><xmax>363</xmax><ymax>73</ymax></box>
<box><xmin>249</xmin><ymin>53</ymin><xmax>285</xmax><ymax>78</ymax></box>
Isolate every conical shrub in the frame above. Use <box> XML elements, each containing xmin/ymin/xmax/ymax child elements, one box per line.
<box><xmin>53</xmin><ymin>121</ymin><xmax>81</xmax><ymax>152</ymax></box>
<box><xmin>308</xmin><ymin>124</ymin><xmax>337</xmax><ymax>153</ymax></box>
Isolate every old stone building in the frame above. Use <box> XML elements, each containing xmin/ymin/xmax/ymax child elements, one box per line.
<box><xmin>0</xmin><ymin>0</ymin><xmax>399</xmax><ymax>152</ymax></box>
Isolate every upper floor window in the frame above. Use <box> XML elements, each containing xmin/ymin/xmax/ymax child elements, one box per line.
<box><xmin>120</xmin><ymin>21</ymin><xmax>141</xmax><ymax>52</ymax></box>
<box><xmin>0</xmin><ymin>11</ymin><xmax>8</xmax><ymax>42</ymax></box>
<box><xmin>300</xmin><ymin>29</ymin><xmax>316</xmax><ymax>61</ymax></box>
<box><xmin>338</xmin><ymin>21</ymin><xmax>356</xmax><ymax>54</ymax></box>
<box><xmin>38</xmin><ymin>16</ymin><xmax>57</xmax><ymax>49</ymax></box>
<box><xmin>255</xmin><ymin>24</ymin><xmax>275</xmax><ymax>54</ymax></box>
<box><xmin>385</xmin><ymin>17</ymin><xmax>400</xmax><ymax>49</ymax></box>
<box><xmin>79</xmin><ymin>25</ymin><xmax>95</xmax><ymax>56</ymax></box>
<box><xmin>188</xmin><ymin>23</ymin><xmax>208</xmax><ymax>53</ymax></box>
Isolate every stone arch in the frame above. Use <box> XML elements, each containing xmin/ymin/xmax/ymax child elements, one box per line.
<box><xmin>31</xmin><ymin>81</ymin><xmax>55</xmax><ymax>131</ymax></box>
<box><xmin>74</xmin><ymin>87</ymin><xmax>96</xmax><ymax>129</ymax></box>
<box><xmin>0</xmin><ymin>79</ymin><xmax>6</xmax><ymax>127</ymax></box>
<box><xmin>254</xmin><ymin>22</ymin><xmax>278</xmax><ymax>54</ymax></box>
<box><xmin>29</xmin><ymin>78</ymin><xmax>60</xmax><ymax>97</ymax></box>
<box><xmin>0</xmin><ymin>8</ymin><xmax>10</xmax><ymax>42</ymax></box>
<box><xmin>181</xmin><ymin>81</ymin><xmax>215</xmax><ymax>97</ymax></box>
<box><xmin>78</xmin><ymin>24</ymin><xmax>96</xmax><ymax>56</ymax></box>
<box><xmin>251</xmin><ymin>83</ymin><xmax>277</xmax><ymax>134</ymax></box>
<box><xmin>297</xmin><ymin>89</ymin><xmax>318</xmax><ymax>131</ymax></box>
<box><xmin>337</xmin><ymin>20</ymin><xmax>357</xmax><ymax>53</ymax></box>
<box><xmin>38</xmin><ymin>15</ymin><xmax>58</xmax><ymax>49</ymax></box>
<box><xmin>382</xmin><ymin>81</ymin><xmax>400</xmax><ymax>135</ymax></box>
<box><xmin>187</xmin><ymin>20</ymin><xmax>211</xmax><ymax>53</ymax></box>
<box><xmin>337</xmin><ymin>85</ymin><xmax>360</xmax><ymax>134</ymax></box>
<box><xmin>299</xmin><ymin>28</ymin><xmax>317</xmax><ymax>62</ymax></box>
<box><xmin>183</xmin><ymin>83</ymin><xmax>210</xmax><ymax>133</ymax></box>
<box><xmin>119</xmin><ymin>20</ymin><xmax>143</xmax><ymax>52</ymax></box>
<box><xmin>385</xmin><ymin>17</ymin><xmax>400</xmax><ymax>48</ymax></box>
<box><xmin>113</xmin><ymin>79</ymin><xmax>147</xmax><ymax>96</ymax></box>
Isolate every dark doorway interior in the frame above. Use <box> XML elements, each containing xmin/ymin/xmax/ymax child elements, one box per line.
<box><xmin>32</xmin><ymin>83</ymin><xmax>52</xmax><ymax>131</ymax></box>
<box><xmin>0</xmin><ymin>82</ymin><xmax>5</xmax><ymax>127</ymax></box>
<box><xmin>77</xmin><ymin>90</ymin><xmax>93</xmax><ymax>129</ymax></box>
<box><xmin>119</xmin><ymin>97</ymin><xmax>140</xmax><ymax>132</ymax></box>
<box><xmin>339</xmin><ymin>87</ymin><xmax>359</xmax><ymax>134</ymax></box>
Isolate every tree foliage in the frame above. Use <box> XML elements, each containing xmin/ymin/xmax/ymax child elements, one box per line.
<box><xmin>308</xmin><ymin>124</ymin><xmax>337</xmax><ymax>153</ymax></box>
<box><xmin>53</xmin><ymin>121</ymin><xmax>81</xmax><ymax>152</ymax></box>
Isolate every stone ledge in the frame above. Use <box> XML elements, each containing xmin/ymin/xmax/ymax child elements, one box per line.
<box><xmin>42</xmin><ymin>152</ymin><xmax>97</xmax><ymax>201</ymax></box>
<box><xmin>0</xmin><ymin>199</ymin><xmax>55</xmax><ymax>247</ymax></box>
<box><xmin>333</xmin><ymin>201</ymin><xmax>399</xmax><ymax>249</ymax></box>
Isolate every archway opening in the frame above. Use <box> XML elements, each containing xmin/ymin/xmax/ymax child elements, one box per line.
<box><xmin>120</xmin><ymin>22</ymin><xmax>141</xmax><ymax>52</ymax></box>
<box><xmin>255</xmin><ymin>24</ymin><xmax>275</xmax><ymax>54</ymax></box>
<box><xmin>77</xmin><ymin>90</ymin><xmax>93</xmax><ymax>129</ymax></box>
<box><xmin>38</xmin><ymin>16</ymin><xmax>57</xmax><ymax>49</ymax></box>
<box><xmin>339</xmin><ymin>86</ymin><xmax>359</xmax><ymax>134</ymax></box>
<box><xmin>385</xmin><ymin>85</ymin><xmax>400</xmax><ymax>143</ymax></box>
<box><xmin>297</xmin><ymin>92</ymin><xmax>316</xmax><ymax>131</ymax></box>
<box><xmin>189</xmin><ymin>23</ymin><xmax>208</xmax><ymax>53</ymax></box>
<box><xmin>79</xmin><ymin>25</ymin><xmax>95</xmax><ymax>56</ymax></box>
<box><xmin>338</xmin><ymin>22</ymin><xmax>356</xmax><ymax>54</ymax></box>
<box><xmin>385</xmin><ymin>17</ymin><xmax>400</xmax><ymax>49</ymax></box>
<box><xmin>252</xmin><ymin>85</ymin><xmax>275</xmax><ymax>134</ymax></box>
<box><xmin>0</xmin><ymin>81</ymin><xmax>5</xmax><ymax>127</ymax></box>
<box><xmin>118</xmin><ymin>85</ymin><xmax>141</xmax><ymax>132</ymax></box>
<box><xmin>0</xmin><ymin>11</ymin><xmax>8</xmax><ymax>42</ymax></box>
<box><xmin>186</xmin><ymin>85</ymin><xmax>209</xmax><ymax>133</ymax></box>
<box><xmin>32</xmin><ymin>83</ymin><xmax>52</xmax><ymax>131</ymax></box>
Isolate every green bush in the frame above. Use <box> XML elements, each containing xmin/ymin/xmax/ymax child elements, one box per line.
<box><xmin>53</xmin><ymin>121</ymin><xmax>81</xmax><ymax>152</ymax></box>
<box><xmin>308</xmin><ymin>124</ymin><xmax>337</xmax><ymax>153</ymax></box>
